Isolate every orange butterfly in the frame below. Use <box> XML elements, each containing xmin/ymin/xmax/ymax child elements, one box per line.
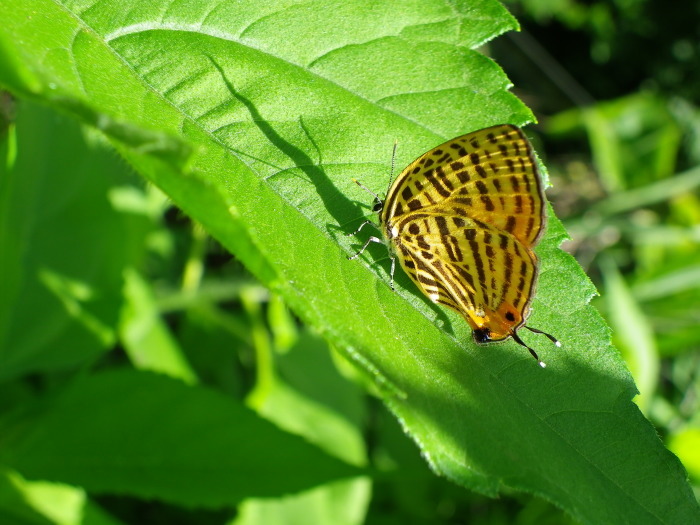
<box><xmin>349</xmin><ymin>125</ymin><xmax>559</xmax><ymax>367</ymax></box>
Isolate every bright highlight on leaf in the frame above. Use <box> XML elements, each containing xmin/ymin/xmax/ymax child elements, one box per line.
<box><xmin>349</xmin><ymin>125</ymin><xmax>559</xmax><ymax>366</ymax></box>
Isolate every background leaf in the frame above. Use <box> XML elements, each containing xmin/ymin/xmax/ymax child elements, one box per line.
<box><xmin>0</xmin><ymin>103</ymin><xmax>137</xmax><ymax>378</ymax></box>
<box><xmin>0</xmin><ymin>369</ymin><xmax>362</xmax><ymax>507</ymax></box>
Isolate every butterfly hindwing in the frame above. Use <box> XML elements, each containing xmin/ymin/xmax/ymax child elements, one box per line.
<box><xmin>393</xmin><ymin>215</ymin><xmax>538</xmax><ymax>339</ymax></box>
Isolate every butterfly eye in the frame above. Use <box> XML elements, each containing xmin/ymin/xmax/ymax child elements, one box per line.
<box><xmin>472</xmin><ymin>327</ymin><xmax>492</xmax><ymax>343</ymax></box>
<box><xmin>372</xmin><ymin>200</ymin><xmax>384</xmax><ymax>212</ymax></box>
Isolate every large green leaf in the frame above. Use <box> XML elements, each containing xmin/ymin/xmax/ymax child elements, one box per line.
<box><xmin>1</xmin><ymin>0</ymin><xmax>697</xmax><ymax>523</ymax></box>
<box><xmin>0</xmin><ymin>370</ymin><xmax>362</xmax><ymax>506</ymax></box>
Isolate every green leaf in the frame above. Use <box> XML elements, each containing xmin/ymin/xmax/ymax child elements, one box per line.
<box><xmin>0</xmin><ymin>468</ymin><xmax>124</xmax><ymax>525</ymax></box>
<box><xmin>0</xmin><ymin>370</ymin><xmax>362</xmax><ymax>507</ymax></box>
<box><xmin>0</xmin><ymin>103</ymin><xmax>144</xmax><ymax>379</ymax></box>
<box><xmin>233</xmin><ymin>479</ymin><xmax>371</xmax><ymax>525</ymax></box>
<box><xmin>2</xmin><ymin>1</ymin><xmax>698</xmax><ymax>523</ymax></box>
<box><xmin>120</xmin><ymin>267</ymin><xmax>198</xmax><ymax>383</ymax></box>
<box><xmin>601</xmin><ymin>258</ymin><xmax>659</xmax><ymax>413</ymax></box>
<box><xmin>234</xmin><ymin>330</ymin><xmax>371</xmax><ymax>525</ymax></box>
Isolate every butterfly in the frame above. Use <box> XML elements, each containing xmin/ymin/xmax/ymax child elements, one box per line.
<box><xmin>348</xmin><ymin>124</ymin><xmax>559</xmax><ymax>367</ymax></box>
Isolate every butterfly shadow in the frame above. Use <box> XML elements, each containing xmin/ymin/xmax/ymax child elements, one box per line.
<box><xmin>207</xmin><ymin>55</ymin><xmax>366</xmax><ymax>241</ymax></box>
<box><xmin>364</xmin><ymin>252</ymin><xmax>457</xmax><ymax>338</ymax></box>
<box><xmin>208</xmin><ymin>56</ymin><xmax>456</xmax><ymax>336</ymax></box>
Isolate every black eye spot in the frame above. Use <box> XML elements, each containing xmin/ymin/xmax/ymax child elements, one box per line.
<box><xmin>373</xmin><ymin>200</ymin><xmax>383</xmax><ymax>212</ymax></box>
<box><xmin>505</xmin><ymin>311</ymin><xmax>516</xmax><ymax>322</ymax></box>
<box><xmin>473</xmin><ymin>328</ymin><xmax>491</xmax><ymax>343</ymax></box>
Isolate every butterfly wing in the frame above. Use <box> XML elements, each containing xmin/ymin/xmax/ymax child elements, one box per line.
<box><xmin>382</xmin><ymin>124</ymin><xmax>545</xmax><ymax>340</ymax></box>
<box><xmin>393</xmin><ymin>216</ymin><xmax>538</xmax><ymax>340</ymax></box>
<box><xmin>381</xmin><ymin>124</ymin><xmax>545</xmax><ymax>249</ymax></box>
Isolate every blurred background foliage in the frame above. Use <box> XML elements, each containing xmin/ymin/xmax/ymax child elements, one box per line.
<box><xmin>2</xmin><ymin>0</ymin><xmax>699</xmax><ymax>523</ymax></box>
<box><xmin>495</xmin><ymin>0</ymin><xmax>700</xmax><ymax>504</ymax></box>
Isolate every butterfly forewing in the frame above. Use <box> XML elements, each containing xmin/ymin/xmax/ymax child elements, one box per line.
<box><xmin>381</xmin><ymin>124</ymin><xmax>545</xmax><ymax>340</ymax></box>
<box><xmin>382</xmin><ymin>125</ymin><xmax>545</xmax><ymax>248</ymax></box>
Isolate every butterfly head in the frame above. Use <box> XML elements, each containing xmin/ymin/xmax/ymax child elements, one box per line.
<box><xmin>471</xmin><ymin>305</ymin><xmax>555</xmax><ymax>368</ymax></box>
<box><xmin>471</xmin><ymin>304</ymin><xmax>522</xmax><ymax>343</ymax></box>
<box><xmin>472</xmin><ymin>327</ymin><xmax>493</xmax><ymax>343</ymax></box>
<box><xmin>351</xmin><ymin>178</ymin><xmax>385</xmax><ymax>215</ymax></box>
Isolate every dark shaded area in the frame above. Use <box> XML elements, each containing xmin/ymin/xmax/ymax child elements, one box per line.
<box><xmin>495</xmin><ymin>1</ymin><xmax>700</xmax><ymax>113</ymax></box>
<box><xmin>94</xmin><ymin>496</ymin><xmax>233</xmax><ymax>525</ymax></box>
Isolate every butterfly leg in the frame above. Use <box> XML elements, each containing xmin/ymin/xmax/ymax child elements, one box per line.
<box><xmin>347</xmin><ymin>232</ymin><xmax>396</xmax><ymax>291</ymax></box>
<box><xmin>388</xmin><ymin>254</ymin><xmax>396</xmax><ymax>291</ymax></box>
<box><xmin>346</xmin><ymin>220</ymin><xmax>380</xmax><ymax>237</ymax></box>
<box><xmin>347</xmin><ymin>236</ymin><xmax>384</xmax><ymax>261</ymax></box>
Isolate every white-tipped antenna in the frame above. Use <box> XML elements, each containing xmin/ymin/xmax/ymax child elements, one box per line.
<box><xmin>525</xmin><ymin>326</ymin><xmax>562</xmax><ymax>347</ymax></box>
<box><xmin>510</xmin><ymin>330</ymin><xmax>544</xmax><ymax>367</ymax></box>
<box><xmin>509</xmin><ymin>325</ymin><xmax>561</xmax><ymax>367</ymax></box>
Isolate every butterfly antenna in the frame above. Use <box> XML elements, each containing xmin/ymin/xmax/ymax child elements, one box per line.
<box><xmin>524</xmin><ymin>325</ymin><xmax>562</xmax><ymax>347</ymax></box>
<box><xmin>386</xmin><ymin>140</ymin><xmax>399</xmax><ymax>191</ymax></box>
<box><xmin>510</xmin><ymin>330</ymin><xmax>546</xmax><ymax>368</ymax></box>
